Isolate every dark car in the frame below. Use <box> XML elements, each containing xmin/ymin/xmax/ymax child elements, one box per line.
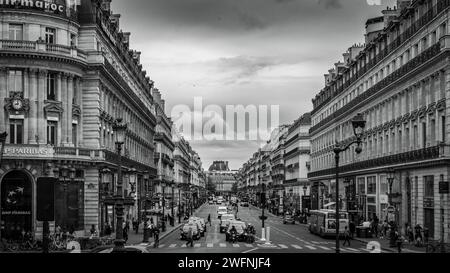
<box><xmin>225</xmin><ymin>221</ymin><xmax>247</xmax><ymax>242</ymax></box>
<box><xmin>283</xmin><ymin>213</ymin><xmax>295</xmax><ymax>224</ymax></box>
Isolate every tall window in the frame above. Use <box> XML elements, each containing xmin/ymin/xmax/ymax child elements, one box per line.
<box><xmin>422</xmin><ymin>122</ymin><xmax>427</xmax><ymax>148</ymax></box>
<box><xmin>9</xmin><ymin>119</ymin><xmax>23</xmax><ymax>144</ymax></box>
<box><xmin>72</xmin><ymin>123</ymin><xmax>78</xmax><ymax>147</ymax></box>
<box><xmin>70</xmin><ymin>33</ymin><xmax>77</xmax><ymax>47</ymax></box>
<box><xmin>47</xmin><ymin>121</ymin><xmax>57</xmax><ymax>145</ymax></box>
<box><xmin>9</xmin><ymin>24</ymin><xmax>23</xmax><ymax>40</ymax></box>
<box><xmin>442</xmin><ymin>116</ymin><xmax>446</xmax><ymax>143</ymax></box>
<box><xmin>47</xmin><ymin>73</ymin><xmax>56</xmax><ymax>100</ymax></box>
<box><xmin>424</xmin><ymin>176</ymin><xmax>434</xmax><ymax>198</ymax></box>
<box><xmin>8</xmin><ymin>70</ymin><xmax>23</xmax><ymax>92</ymax></box>
<box><xmin>367</xmin><ymin>176</ymin><xmax>377</xmax><ymax>195</ymax></box>
<box><xmin>45</xmin><ymin>27</ymin><xmax>56</xmax><ymax>44</ymax></box>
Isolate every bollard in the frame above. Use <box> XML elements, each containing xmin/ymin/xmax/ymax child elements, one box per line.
<box><xmin>266</xmin><ymin>226</ymin><xmax>270</xmax><ymax>244</ymax></box>
<box><xmin>261</xmin><ymin>227</ymin><xmax>266</xmax><ymax>242</ymax></box>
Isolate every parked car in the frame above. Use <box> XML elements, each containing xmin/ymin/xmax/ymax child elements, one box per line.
<box><xmin>225</xmin><ymin>221</ymin><xmax>247</xmax><ymax>242</ymax></box>
<box><xmin>283</xmin><ymin>213</ymin><xmax>295</xmax><ymax>224</ymax></box>
<box><xmin>180</xmin><ymin>223</ymin><xmax>200</xmax><ymax>240</ymax></box>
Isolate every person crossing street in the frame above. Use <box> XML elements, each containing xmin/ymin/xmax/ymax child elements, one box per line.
<box><xmin>343</xmin><ymin>226</ymin><xmax>351</xmax><ymax>246</ymax></box>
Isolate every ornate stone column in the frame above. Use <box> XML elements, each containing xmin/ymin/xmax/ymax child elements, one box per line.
<box><xmin>28</xmin><ymin>69</ymin><xmax>38</xmax><ymax>144</ymax></box>
<box><xmin>61</xmin><ymin>73</ymin><xmax>68</xmax><ymax>145</ymax></box>
<box><xmin>37</xmin><ymin>69</ymin><xmax>47</xmax><ymax>144</ymax></box>
<box><xmin>67</xmin><ymin>74</ymin><xmax>74</xmax><ymax>146</ymax></box>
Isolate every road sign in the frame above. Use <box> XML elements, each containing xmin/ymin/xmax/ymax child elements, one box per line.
<box><xmin>387</xmin><ymin>206</ymin><xmax>395</xmax><ymax>214</ymax></box>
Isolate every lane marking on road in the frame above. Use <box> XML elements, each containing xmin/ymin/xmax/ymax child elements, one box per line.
<box><xmin>194</xmin><ymin>243</ymin><xmax>201</xmax><ymax>248</ymax></box>
<box><xmin>278</xmin><ymin>244</ymin><xmax>288</xmax><ymax>249</ymax></box>
<box><xmin>169</xmin><ymin>244</ymin><xmax>177</xmax><ymax>248</ymax></box>
<box><xmin>359</xmin><ymin>248</ymin><xmax>371</xmax><ymax>252</ymax></box>
<box><xmin>292</xmin><ymin>245</ymin><xmax>303</xmax><ymax>249</ymax></box>
<box><xmin>242</xmin><ymin>248</ymin><xmax>258</xmax><ymax>253</ymax></box>
<box><xmin>304</xmin><ymin>245</ymin><xmax>317</xmax><ymax>250</ymax></box>
<box><xmin>233</xmin><ymin>244</ymin><xmax>240</xmax><ymax>248</ymax></box>
<box><xmin>207</xmin><ymin>243</ymin><xmax>213</xmax><ymax>248</ymax></box>
<box><xmin>219</xmin><ymin>243</ymin><xmax>227</xmax><ymax>248</ymax></box>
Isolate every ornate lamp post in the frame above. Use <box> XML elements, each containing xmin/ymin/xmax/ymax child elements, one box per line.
<box><xmin>111</xmin><ymin>118</ymin><xmax>129</xmax><ymax>252</ymax></box>
<box><xmin>333</xmin><ymin>113</ymin><xmax>366</xmax><ymax>254</ymax></box>
<box><xmin>178</xmin><ymin>184</ymin><xmax>182</xmax><ymax>223</ymax></box>
<box><xmin>142</xmin><ymin>171</ymin><xmax>150</xmax><ymax>243</ymax></box>
<box><xmin>387</xmin><ymin>169</ymin><xmax>397</xmax><ymax>247</ymax></box>
<box><xmin>171</xmin><ymin>182</ymin><xmax>175</xmax><ymax>226</ymax></box>
<box><xmin>60</xmin><ymin>166</ymin><xmax>76</xmax><ymax>229</ymax></box>
<box><xmin>161</xmin><ymin>181</ymin><xmax>166</xmax><ymax>232</ymax></box>
<box><xmin>0</xmin><ymin>132</ymin><xmax>7</xmax><ymax>169</ymax></box>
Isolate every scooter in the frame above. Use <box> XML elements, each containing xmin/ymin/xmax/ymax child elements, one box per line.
<box><xmin>230</xmin><ymin>232</ymin><xmax>237</xmax><ymax>243</ymax></box>
<box><xmin>246</xmin><ymin>233</ymin><xmax>255</xmax><ymax>243</ymax></box>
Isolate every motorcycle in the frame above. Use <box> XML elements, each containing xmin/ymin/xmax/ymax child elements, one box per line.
<box><xmin>230</xmin><ymin>232</ymin><xmax>237</xmax><ymax>243</ymax></box>
<box><xmin>246</xmin><ymin>233</ymin><xmax>255</xmax><ymax>243</ymax></box>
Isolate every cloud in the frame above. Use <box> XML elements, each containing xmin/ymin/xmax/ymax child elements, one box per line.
<box><xmin>237</xmin><ymin>11</ymin><xmax>267</xmax><ymax>30</ymax></box>
<box><xmin>318</xmin><ymin>0</ymin><xmax>342</xmax><ymax>9</ymax></box>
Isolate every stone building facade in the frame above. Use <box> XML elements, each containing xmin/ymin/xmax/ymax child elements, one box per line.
<box><xmin>309</xmin><ymin>0</ymin><xmax>450</xmax><ymax>242</ymax></box>
<box><xmin>0</xmin><ymin>0</ymin><xmax>159</xmax><ymax>240</ymax></box>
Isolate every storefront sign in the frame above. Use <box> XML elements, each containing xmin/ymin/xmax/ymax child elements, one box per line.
<box><xmin>4</xmin><ymin>146</ymin><xmax>54</xmax><ymax>157</ymax></box>
<box><xmin>423</xmin><ymin>198</ymin><xmax>434</xmax><ymax>208</ymax></box>
<box><xmin>1</xmin><ymin>210</ymin><xmax>31</xmax><ymax>215</ymax></box>
<box><xmin>0</xmin><ymin>0</ymin><xmax>65</xmax><ymax>13</ymax></box>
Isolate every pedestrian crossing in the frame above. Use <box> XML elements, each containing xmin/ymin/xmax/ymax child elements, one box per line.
<box><xmin>142</xmin><ymin>242</ymin><xmax>383</xmax><ymax>252</ymax></box>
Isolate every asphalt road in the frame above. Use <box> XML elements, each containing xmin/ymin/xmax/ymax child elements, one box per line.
<box><xmin>135</xmin><ymin>203</ymin><xmax>382</xmax><ymax>253</ymax></box>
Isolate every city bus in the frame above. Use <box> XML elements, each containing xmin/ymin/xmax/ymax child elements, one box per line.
<box><xmin>308</xmin><ymin>209</ymin><xmax>349</xmax><ymax>238</ymax></box>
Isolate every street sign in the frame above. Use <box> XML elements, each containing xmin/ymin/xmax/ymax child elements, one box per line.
<box><xmin>439</xmin><ymin>181</ymin><xmax>449</xmax><ymax>194</ymax></box>
<box><xmin>387</xmin><ymin>206</ymin><xmax>395</xmax><ymax>214</ymax></box>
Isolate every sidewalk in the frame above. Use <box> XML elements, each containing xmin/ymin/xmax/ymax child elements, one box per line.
<box><xmin>353</xmin><ymin>236</ymin><xmax>426</xmax><ymax>253</ymax></box>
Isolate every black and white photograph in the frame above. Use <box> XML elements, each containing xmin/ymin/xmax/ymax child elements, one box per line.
<box><xmin>0</xmin><ymin>0</ymin><xmax>450</xmax><ymax>267</ymax></box>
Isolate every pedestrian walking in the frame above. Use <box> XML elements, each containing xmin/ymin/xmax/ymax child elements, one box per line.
<box><xmin>373</xmin><ymin>214</ymin><xmax>379</xmax><ymax>238</ymax></box>
<box><xmin>349</xmin><ymin>221</ymin><xmax>356</xmax><ymax>239</ymax></box>
<box><xmin>343</xmin><ymin>226</ymin><xmax>351</xmax><ymax>246</ymax></box>
<box><xmin>186</xmin><ymin>227</ymin><xmax>194</xmax><ymax>247</ymax></box>
<box><xmin>395</xmin><ymin>231</ymin><xmax>403</xmax><ymax>253</ymax></box>
<box><xmin>153</xmin><ymin>227</ymin><xmax>160</xmax><ymax>248</ymax></box>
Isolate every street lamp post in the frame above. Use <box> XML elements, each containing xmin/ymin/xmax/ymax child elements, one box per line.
<box><xmin>178</xmin><ymin>185</ymin><xmax>182</xmax><ymax>223</ymax></box>
<box><xmin>387</xmin><ymin>169</ymin><xmax>397</xmax><ymax>247</ymax></box>
<box><xmin>0</xmin><ymin>132</ymin><xmax>7</xmax><ymax>169</ymax></box>
<box><xmin>171</xmin><ymin>183</ymin><xmax>175</xmax><ymax>226</ymax></box>
<box><xmin>260</xmin><ymin>184</ymin><xmax>267</xmax><ymax>228</ymax></box>
<box><xmin>112</xmin><ymin>118</ymin><xmax>128</xmax><ymax>252</ymax></box>
<box><xmin>143</xmin><ymin>171</ymin><xmax>150</xmax><ymax>243</ymax></box>
<box><xmin>161</xmin><ymin>182</ymin><xmax>166</xmax><ymax>232</ymax></box>
<box><xmin>333</xmin><ymin>113</ymin><xmax>366</xmax><ymax>254</ymax></box>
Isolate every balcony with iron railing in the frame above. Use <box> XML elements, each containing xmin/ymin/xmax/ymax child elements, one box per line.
<box><xmin>0</xmin><ymin>39</ymin><xmax>87</xmax><ymax>62</ymax></box>
<box><xmin>310</xmin><ymin>42</ymin><xmax>443</xmax><ymax>134</ymax></box>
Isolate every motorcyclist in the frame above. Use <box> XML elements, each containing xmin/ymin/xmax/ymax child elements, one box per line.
<box><xmin>246</xmin><ymin>223</ymin><xmax>255</xmax><ymax>243</ymax></box>
<box><xmin>230</xmin><ymin>225</ymin><xmax>238</xmax><ymax>242</ymax></box>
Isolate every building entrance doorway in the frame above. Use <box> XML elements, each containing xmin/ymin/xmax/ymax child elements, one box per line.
<box><xmin>0</xmin><ymin>171</ymin><xmax>33</xmax><ymax>240</ymax></box>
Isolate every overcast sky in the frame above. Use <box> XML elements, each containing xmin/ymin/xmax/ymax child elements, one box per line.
<box><xmin>111</xmin><ymin>0</ymin><xmax>396</xmax><ymax>170</ymax></box>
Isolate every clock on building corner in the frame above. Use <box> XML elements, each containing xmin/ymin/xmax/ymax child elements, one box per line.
<box><xmin>12</xmin><ymin>98</ymin><xmax>23</xmax><ymax>111</ymax></box>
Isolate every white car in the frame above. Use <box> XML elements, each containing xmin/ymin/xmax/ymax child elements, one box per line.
<box><xmin>217</xmin><ymin>206</ymin><xmax>228</xmax><ymax>218</ymax></box>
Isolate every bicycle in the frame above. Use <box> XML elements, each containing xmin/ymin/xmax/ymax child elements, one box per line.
<box><xmin>426</xmin><ymin>240</ymin><xmax>449</xmax><ymax>253</ymax></box>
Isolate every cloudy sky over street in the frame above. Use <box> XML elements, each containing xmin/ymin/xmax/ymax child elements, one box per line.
<box><xmin>111</xmin><ymin>0</ymin><xmax>395</xmax><ymax>170</ymax></box>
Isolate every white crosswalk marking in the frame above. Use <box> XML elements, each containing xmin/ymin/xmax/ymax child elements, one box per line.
<box><xmin>318</xmin><ymin>246</ymin><xmax>331</xmax><ymax>250</ymax></box>
<box><xmin>360</xmin><ymin>248</ymin><xmax>371</xmax><ymax>252</ymax></box>
<box><xmin>278</xmin><ymin>244</ymin><xmax>288</xmax><ymax>249</ymax></box>
<box><xmin>219</xmin><ymin>243</ymin><xmax>226</xmax><ymax>247</ymax></box>
<box><xmin>233</xmin><ymin>244</ymin><xmax>240</xmax><ymax>248</ymax></box>
<box><xmin>169</xmin><ymin>244</ymin><xmax>177</xmax><ymax>248</ymax></box>
<box><xmin>305</xmin><ymin>245</ymin><xmax>317</xmax><ymax>250</ymax></box>
<box><xmin>292</xmin><ymin>245</ymin><xmax>302</xmax><ymax>249</ymax></box>
<box><xmin>181</xmin><ymin>244</ymin><xmax>186</xmax><ymax>248</ymax></box>
<box><xmin>158</xmin><ymin>244</ymin><xmax>165</xmax><ymax>248</ymax></box>
<box><xmin>245</xmin><ymin>244</ymin><xmax>253</xmax><ymax>248</ymax></box>
<box><xmin>345</xmin><ymin>247</ymin><xmax>359</xmax><ymax>252</ymax></box>
<box><xmin>194</xmin><ymin>243</ymin><xmax>201</xmax><ymax>248</ymax></box>
<box><xmin>207</xmin><ymin>243</ymin><xmax>213</xmax><ymax>248</ymax></box>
